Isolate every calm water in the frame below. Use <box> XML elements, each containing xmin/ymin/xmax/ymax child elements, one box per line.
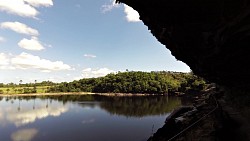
<box><xmin>0</xmin><ymin>95</ymin><xmax>181</xmax><ymax>141</ymax></box>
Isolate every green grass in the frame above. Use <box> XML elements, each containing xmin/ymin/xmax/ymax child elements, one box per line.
<box><xmin>0</xmin><ymin>86</ymin><xmax>51</xmax><ymax>94</ymax></box>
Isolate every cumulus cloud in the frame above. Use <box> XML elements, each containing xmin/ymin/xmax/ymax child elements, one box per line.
<box><xmin>0</xmin><ymin>52</ymin><xmax>73</xmax><ymax>72</ymax></box>
<box><xmin>0</xmin><ymin>21</ymin><xmax>39</xmax><ymax>36</ymax></box>
<box><xmin>84</xmin><ymin>54</ymin><xmax>96</xmax><ymax>58</ymax></box>
<box><xmin>45</xmin><ymin>44</ymin><xmax>53</xmax><ymax>48</ymax></box>
<box><xmin>18</xmin><ymin>37</ymin><xmax>44</xmax><ymax>51</ymax></box>
<box><xmin>0</xmin><ymin>36</ymin><xmax>6</xmax><ymax>42</ymax></box>
<box><xmin>46</xmin><ymin>76</ymin><xmax>74</xmax><ymax>83</ymax></box>
<box><xmin>124</xmin><ymin>5</ymin><xmax>140</xmax><ymax>22</ymax></box>
<box><xmin>0</xmin><ymin>53</ymin><xmax>9</xmax><ymax>65</ymax></box>
<box><xmin>101</xmin><ymin>0</ymin><xmax>120</xmax><ymax>13</ymax></box>
<box><xmin>11</xmin><ymin>52</ymin><xmax>72</xmax><ymax>72</ymax></box>
<box><xmin>0</xmin><ymin>0</ymin><xmax>38</xmax><ymax>17</ymax></box>
<box><xmin>23</xmin><ymin>0</ymin><xmax>53</xmax><ymax>7</ymax></box>
<box><xmin>0</xmin><ymin>53</ymin><xmax>15</xmax><ymax>70</ymax></box>
<box><xmin>101</xmin><ymin>1</ymin><xmax>140</xmax><ymax>22</ymax></box>
<box><xmin>80</xmin><ymin>68</ymin><xmax>115</xmax><ymax>78</ymax></box>
<box><xmin>11</xmin><ymin>128</ymin><xmax>38</xmax><ymax>141</ymax></box>
<box><xmin>0</xmin><ymin>0</ymin><xmax>53</xmax><ymax>18</ymax></box>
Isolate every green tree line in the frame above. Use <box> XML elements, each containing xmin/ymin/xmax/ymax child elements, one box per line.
<box><xmin>47</xmin><ymin>71</ymin><xmax>207</xmax><ymax>95</ymax></box>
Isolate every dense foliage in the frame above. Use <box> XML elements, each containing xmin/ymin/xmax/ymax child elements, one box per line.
<box><xmin>47</xmin><ymin>71</ymin><xmax>207</xmax><ymax>95</ymax></box>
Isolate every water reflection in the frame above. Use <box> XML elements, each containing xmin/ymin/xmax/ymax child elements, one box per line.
<box><xmin>7</xmin><ymin>106</ymin><xmax>68</xmax><ymax>127</ymax></box>
<box><xmin>11</xmin><ymin>128</ymin><xmax>38</xmax><ymax>141</ymax></box>
<box><xmin>39</xmin><ymin>95</ymin><xmax>181</xmax><ymax>117</ymax></box>
<box><xmin>99</xmin><ymin>96</ymin><xmax>181</xmax><ymax>117</ymax></box>
<box><xmin>0</xmin><ymin>98</ymin><xmax>68</xmax><ymax>127</ymax></box>
<box><xmin>0</xmin><ymin>95</ymin><xmax>181</xmax><ymax>122</ymax></box>
<box><xmin>81</xmin><ymin>118</ymin><xmax>95</xmax><ymax>124</ymax></box>
<box><xmin>0</xmin><ymin>95</ymin><xmax>182</xmax><ymax>141</ymax></box>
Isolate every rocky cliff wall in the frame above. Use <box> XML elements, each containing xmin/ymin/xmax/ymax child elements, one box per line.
<box><xmin>116</xmin><ymin>0</ymin><xmax>250</xmax><ymax>88</ymax></box>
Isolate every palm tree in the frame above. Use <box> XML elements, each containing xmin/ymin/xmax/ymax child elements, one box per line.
<box><xmin>34</xmin><ymin>80</ymin><xmax>37</xmax><ymax>93</ymax></box>
<box><xmin>19</xmin><ymin>80</ymin><xmax>23</xmax><ymax>86</ymax></box>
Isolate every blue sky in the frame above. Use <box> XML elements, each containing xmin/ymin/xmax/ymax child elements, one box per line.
<box><xmin>0</xmin><ymin>0</ymin><xmax>190</xmax><ymax>84</ymax></box>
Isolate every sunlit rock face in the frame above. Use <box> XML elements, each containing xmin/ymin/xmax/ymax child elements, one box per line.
<box><xmin>117</xmin><ymin>0</ymin><xmax>250</xmax><ymax>88</ymax></box>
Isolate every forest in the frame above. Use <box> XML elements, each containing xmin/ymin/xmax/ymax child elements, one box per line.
<box><xmin>0</xmin><ymin>71</ymin><xmax>207</xmax><ymax>95</ymax></box>
<box><xmin>47</xmin><ymin>71</ymin><xmax>207</xmax><ymax>95</ymax></box>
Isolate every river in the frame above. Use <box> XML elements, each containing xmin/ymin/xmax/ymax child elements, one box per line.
<box><xmin>0</xmin><ymin>95</ymin><xmax>182</xmax><ymax>141</ymax></box>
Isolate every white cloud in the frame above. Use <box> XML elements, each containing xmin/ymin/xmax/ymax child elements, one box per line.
<box><xmin>23</xmin><ymin>0</ymin><xmax>53</xmax><ymax>7</ymax></box>
<box><xmin>44</xmin><ymin>43</ymin><xmax>52</xmax><ymax>48</ymax></box>
<box><xmin>80</xmin><ymin>68</ymin><xmax>115</xmax><ymax>78</ymax></box>
<box><xmin>18</xmin><ymin>37</ymin><xmax>44</xmax><ymax>51</ymax></box>
<box><xmin>101</xmin><ymin>0</ymin><xmax>120</xmax><ymax>13</ymax></box>
<box><xmin>124</xmin><ymin>5</ymin><xmax>140</xmax><ymax>22</ymax></box>
<box><xmin>0</xmin><ymin>21</ymin><xmax>39</xmax><ymax>36</ymax></box>
<box><xmin>11</xmin><ymin>52</ymin><xmax>72</xmax><ymax>72</ymax></box>
<box><xmin>11</xmin><ymin>128</ymin><xmax>38</xmax><ymax>141</ymax></box>
<box><xmin>0</xmin><ymin>53</ymin><xmax>9</xmax><ymax>65</ymax></box>
<box><xmin>0</xmin><ymin>36</ymin><xmax>6</xmax><ymax>42</ymax></box>
<box><xmin>84</xmin><ymin>54</ymin><xmax>96</xmax><ymax>58</ymax></box>
<box><xmin>0</xmin><ymin>53</ymin><xmax>15</xmax><ymax>70</ymax></box>
<box><xmin>0</xmin><ymin>0</ymin><xmax>38</xmax><ymax>18</ymax></box>
<box><xmin>46</xmin><ymin>76</ymin><xmax>74</xmax><ymax>83</ymax></box>
<box><xmin>0</xmin><ymin>0</ymin><xmax>53</xmax><ymax>18</ymax></box>
<box><xmin>41</xmin><ymin>43</ymin><xmax>53</xmax><ymax>48</ymax></box>
<box><xmin>100</xmin><ymin>1</ymin><xmax>140</xmax><ymax>22</ymax></box>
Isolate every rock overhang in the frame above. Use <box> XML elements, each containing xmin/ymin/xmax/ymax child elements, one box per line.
<box><xmin>116</xmin><ymin>0</ymin><xmax>250</xmax><ymax>88</ymax></box>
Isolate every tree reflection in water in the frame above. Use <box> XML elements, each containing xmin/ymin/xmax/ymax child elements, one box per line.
<box><xmin>100</xmin><ymin>96</ymin><xmax>181</xmax><ymax>117</ymax></box>
<box><xmin>8</xmin><ymin>95</ymin><xmax>181</xmax><ymax>117</ymax></box>
<box><xmin>0</xmin><ymin>95</ymin><xmax>186</xmax><ymax>141</ymax></box>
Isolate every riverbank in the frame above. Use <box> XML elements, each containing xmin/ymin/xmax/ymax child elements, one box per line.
<box><xmin>0</xmin><ymin>92</ymin><xmax>164</xmax><ymax>97</ymax></box>
<box><xmin>148</xmin><ymin>86</ymin><xmax>250</xmax><ymax>141</ymax></box>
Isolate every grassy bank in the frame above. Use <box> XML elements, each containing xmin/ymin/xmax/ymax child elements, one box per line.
<box><xmin>0</xmin><ymin>92</ymin><xmax>94</xmax><ymax>97</ymax></box>
<box><xmin>0</xmin><ymin>86</ymin><xmax>50</xmax><ymax>94</ymax></box>
<box><xmin>0</xmin><ymin>92</ymin><xmax>165</xmax><ymax>97</ymax></box>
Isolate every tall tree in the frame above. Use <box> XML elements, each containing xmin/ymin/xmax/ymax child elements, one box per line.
<box><xmin>19</xmin><ymin>80</ymin><xmax>23</xmax><ymax>85</ymax></box>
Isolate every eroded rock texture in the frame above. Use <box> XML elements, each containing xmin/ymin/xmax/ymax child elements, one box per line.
<box><xmin>116</xmin><ymin>0</ymin><xmax>250</xmax><ymax>88</ymax></box>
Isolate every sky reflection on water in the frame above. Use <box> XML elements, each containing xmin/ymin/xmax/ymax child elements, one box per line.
<box><xmin>0</xmin><ymin>95</ymin><xmax>181</xmax><ymax>141</ymax></box>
